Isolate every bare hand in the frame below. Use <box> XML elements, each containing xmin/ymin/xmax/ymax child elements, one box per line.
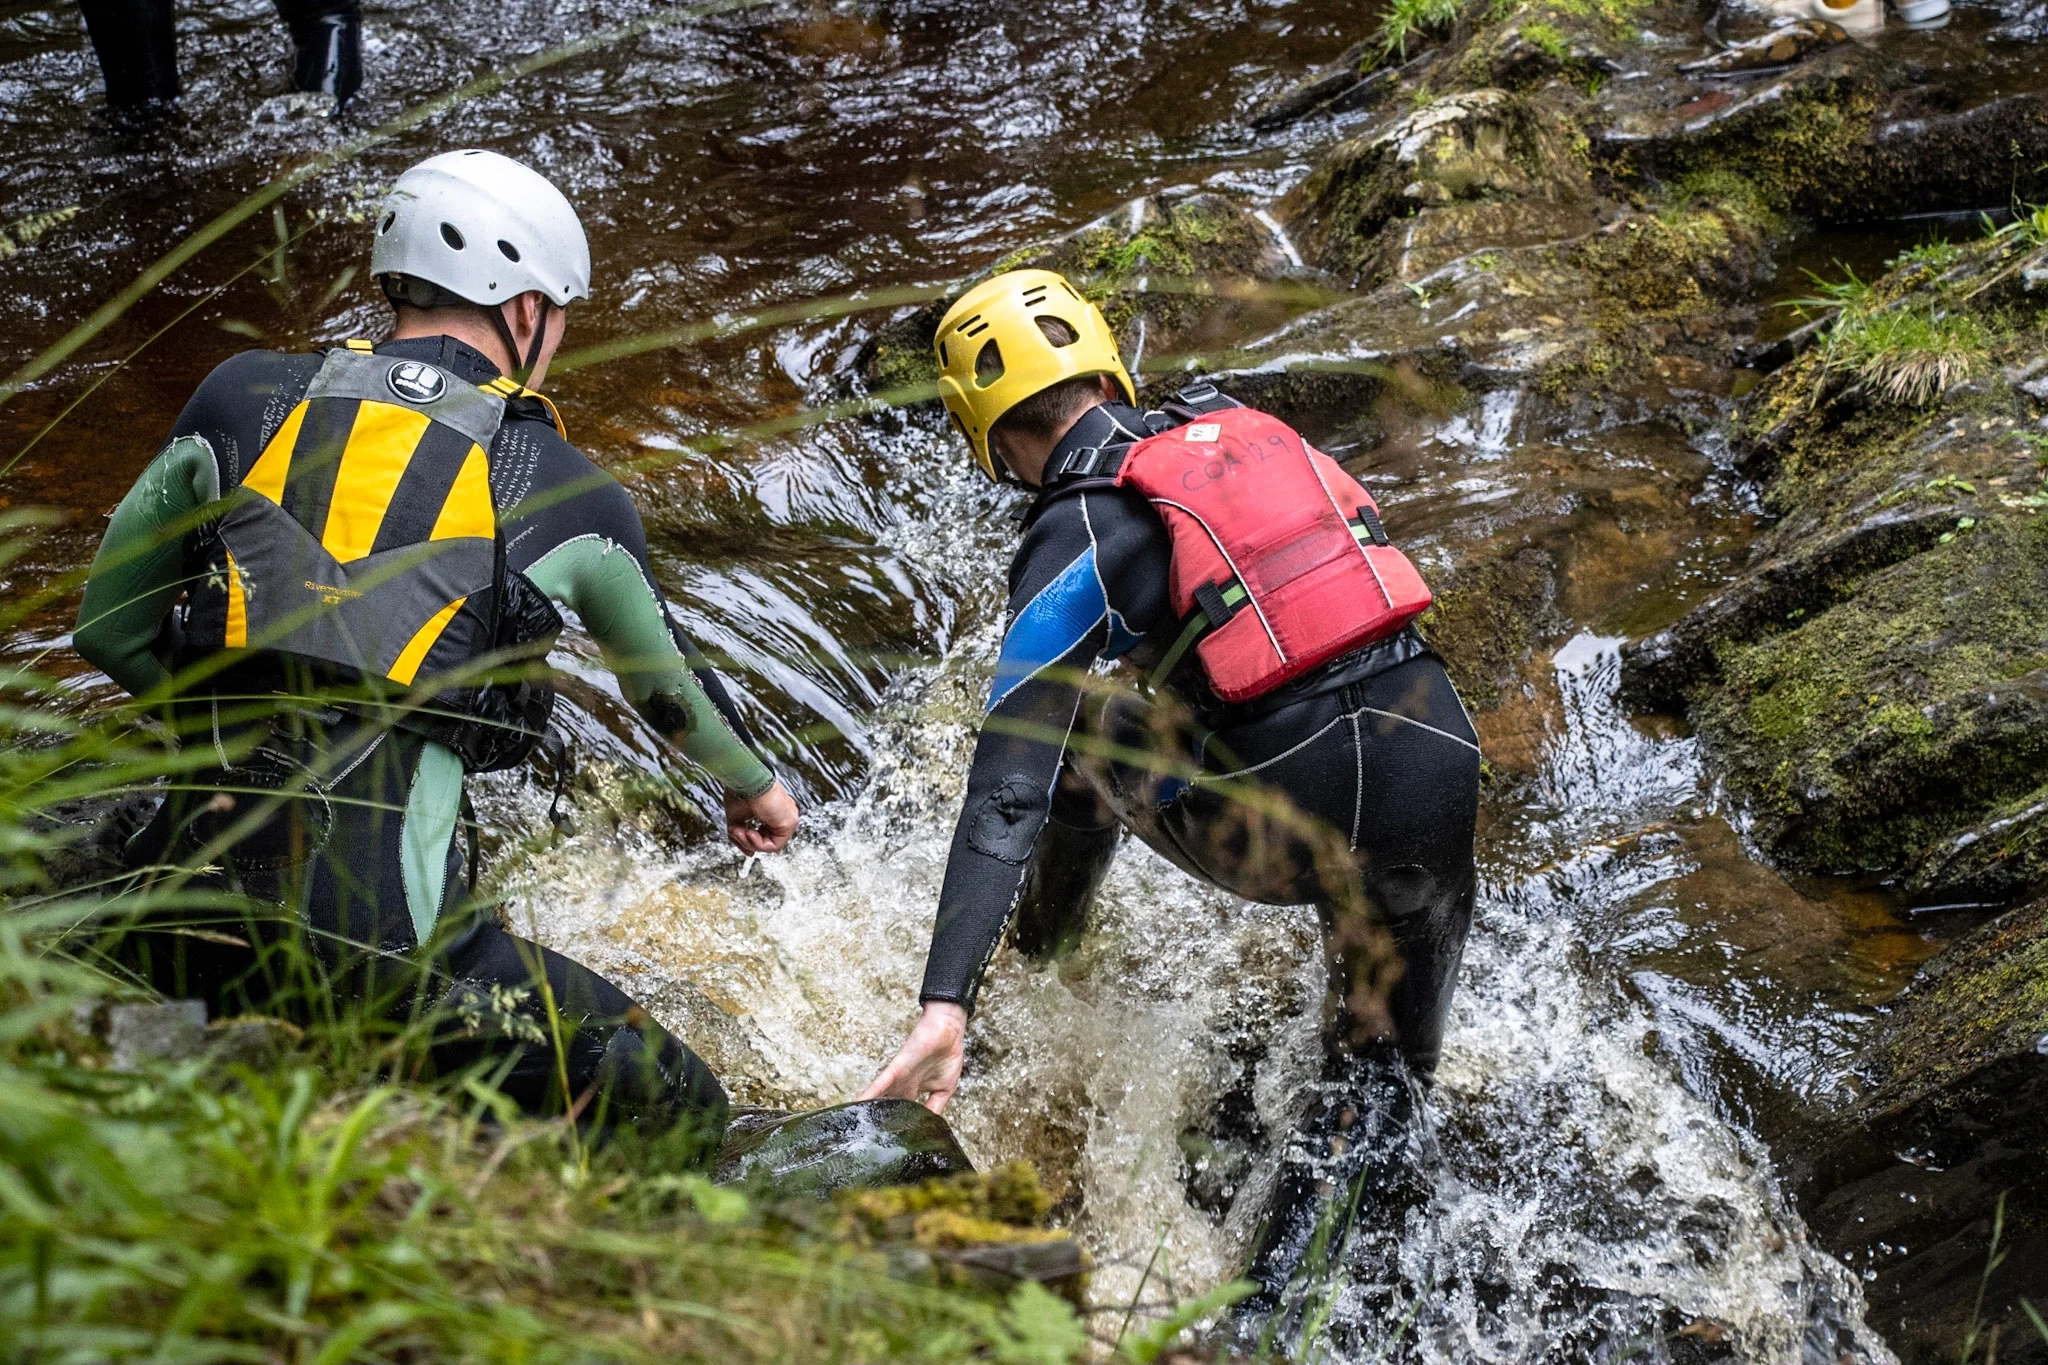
<box><xmin>724</xmin><ymin>781</ymin><xmax>798</xmax><ymax>854</ymax></box>
<box><xmin>858</xmin><ymin>1001</ymin><xmax>967</xmax><ymax>1114</ymax></box>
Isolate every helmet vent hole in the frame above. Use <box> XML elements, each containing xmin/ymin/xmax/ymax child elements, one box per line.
<box><xmin>440</xmin><ymin>222</ymin><xmax>466</xmax><ymax>251</ymax></box>
<box><xmin>378</xmin><ymin>211</ymin><xmax>395</xmax><ymax>234</ymax></box>
<box><xmin>937</xmin><ymin>339</ymin><xmax>949</xmax><ymax>368</ymax></box>
<box><xmin>974</xmin><ymin>340</ymin><xmax>1004</xmax><ymax>386</ymax></box>
<box><xmin>497</xmin><ymin>239</ymin><xmax>522</xmax><ymax>262</ymax></box>
<box><xmin>1035</xmin><ymin>315</ymin><xmax>1078</xmax><ymax>347</ymax></box>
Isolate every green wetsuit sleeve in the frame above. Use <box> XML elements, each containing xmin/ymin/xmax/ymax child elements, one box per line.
<box><xmin>74</xmin><ymin>435</ymin><xmax>221</xmax><ymax>698</ymax></box>
<box><xmin>524</xmin><ymin>535</ymin><xmax>776</xmax><ymax>798</ymax></box>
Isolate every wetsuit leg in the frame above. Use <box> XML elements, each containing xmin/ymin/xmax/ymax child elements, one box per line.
<box><xmin>430</xmin><ymin>920</ymin><xmax>730</xmax><ymax>1153</ymax></box>
<box><xmin>77</xmin><ymin>0</ymin><xmax>179</xmax><ymax>109</ymax></box>
<box><xmin>271</xmin><ymin>0</ymin><xmax>361</xmax><ymax>106</ymax></box>
<box><xmin>1325</xmin><ymin>659</ymin><xmax>1480</xmax><ymax>1075</ymax></box>
<box><xmin>1010</xmin><ymin>758</ymin><xmax>1120</xmax><ymax>960</ymax></box>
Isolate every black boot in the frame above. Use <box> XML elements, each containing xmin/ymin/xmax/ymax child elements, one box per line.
<box><xmin>272</xmin><ymin>0</ymin><xmax>361</xmax><ymax>109</ymax></box>
<box><xmin>76</xmin><ymin>0</ymin><xmax>179</xmax><ymax>113</ymax></box>
<box><xmin>1236</xmin><ymin>1050</ymin><xmax>1428</xmax><ymax>1348</ymax></box>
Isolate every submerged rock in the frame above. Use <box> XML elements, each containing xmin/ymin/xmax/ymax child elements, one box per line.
<box><xmin>714</xmin><ymin>1098</ymin><xmax>974</xmax><ymax>1196</ymax></box>
<box><xmin>1678</xmin><ymin>18</ymin><xmax>1847</xmax><ymax>76</ymax></box>
<box><xmin>1790</xmin><ymin>898</ymin><xmax>2048</xmax><ymax>1363</ymax></box>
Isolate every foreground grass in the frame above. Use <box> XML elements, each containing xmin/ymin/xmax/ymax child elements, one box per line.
<box><xmin>0</xmin><ymin>1019</ymin><xmax>1087</xmax><ymax>1362</ymax></box>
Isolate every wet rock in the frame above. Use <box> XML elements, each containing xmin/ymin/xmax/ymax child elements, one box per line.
<box><xmin>1603</xmin><ymin>44</ymin><xmax>2048</xmax><ymax>222</ymax></box>
<box><xmin>107</xmin><ymin>998</ymin><xmax>207</xmax><ymax>1069</ymax></box>
<box><xmin>714</xmin><ymin>1098</ymin><xmax>974</xmax><ymax>1197</ymax></box>
<box><xmin>854</xmin><ymin>193</ymin><xmax>1299</xmax><ymax>398</ymax></box>
<box><xmin>1677</xmin><ymin>19</ymin><xmax>1847</xmax><ymax>77</ymax></box>
<box><xmin>1287</xmin><ymin>89</ymin><xmax>1593</xmax><ymax>283</ymax></box>
<box><xmin>1790</xmin><ymin>898</ymin><xmax>2048</xmax><ymax>1363</ymax></box>
<box><xmin>1249</xmin><ymin>41</ymin><xmax>1405</xmax><ymax>131</ymax></box>
<box><xmin>1623</xmin><ymin>225</ymin><xmax>2048</xmax><ymax>890</ymax></box>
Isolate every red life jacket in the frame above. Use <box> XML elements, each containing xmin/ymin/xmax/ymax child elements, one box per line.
<box><xmin>1114</xmin><ymin>406</ymin><xmax>1433</xmax><ymax>703</ymax></box>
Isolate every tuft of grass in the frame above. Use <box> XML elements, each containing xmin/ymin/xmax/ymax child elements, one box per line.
<box><xmin>1820</xmin><ymin>307</ymin><xmax>1989</xmax><ymax>407</ymax></box>
<box><xmin>1378</xmin><ymin>0</ymin><xmax>1464</xmax><ymax>58</ymax></box>
<box><xmin>1891</xmin><ymin>238</ymin><xmax>1964</xmax><ymax>274</ymax></box>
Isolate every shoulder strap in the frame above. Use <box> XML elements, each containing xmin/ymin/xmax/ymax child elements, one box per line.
<box><xmin>481</xmin><ymin>373</ymin><xmax>569</xmax><ymax>440</ymax></box>
<box><xmin>1156</xmin><ymin>379</ymin><xmax>1241</xmax><ymax>426</ymax></box>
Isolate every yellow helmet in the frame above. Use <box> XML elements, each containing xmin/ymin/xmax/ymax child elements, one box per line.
<box><xmin>934</xmin><ymin>268</ymin><xmax>1136</xmax><ymax>480</ymax></box>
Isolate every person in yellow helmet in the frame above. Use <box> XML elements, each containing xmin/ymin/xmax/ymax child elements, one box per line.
<box><xmin>860</xmin><ymin>267</ymin><xmax>1481</xmax><ymax>1306</ymax></box>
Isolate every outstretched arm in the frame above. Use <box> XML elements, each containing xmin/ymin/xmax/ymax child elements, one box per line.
<box><xmin>864</xmin><ymin>499</ymin><xmax>1119</xmax><ymax>1109</ymax></box>
<box><xmin>75</xmin><ymin>435</ymin><xmax>221</xmax><ymax>697</ymax></box>
<box><xmin>523</xmin><ymin>527</ymin><xmax>797</xmax><ymax>852</ymax></box>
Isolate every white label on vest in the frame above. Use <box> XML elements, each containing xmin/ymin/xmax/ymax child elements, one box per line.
<box><xmin>1185</xmin><ymin>423</ymin><xmax>1221</xmax><ymax>443</ymax></box>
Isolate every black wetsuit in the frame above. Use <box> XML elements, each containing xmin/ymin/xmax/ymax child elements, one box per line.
<box><xmin>919</xmin><ymin>398</ymin><xmax>1481</xmax><ymax>1076</ymax></box>
<box><xmin>76</xmin><ymin>336</ymin><xmax>775</xmax><ymax>1150</ymax></box>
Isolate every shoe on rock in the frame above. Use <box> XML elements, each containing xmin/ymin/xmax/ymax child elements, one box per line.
<box><xmin>1812</xmin><ymin>0</ymin><xmax>1883</xmax><ymax>33</ymax></box>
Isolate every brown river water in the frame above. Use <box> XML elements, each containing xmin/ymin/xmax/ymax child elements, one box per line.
<box><xmin>0</xmin><ymin>0</ymin><xmax>1976</xmax><ymax>1357</ymax></box>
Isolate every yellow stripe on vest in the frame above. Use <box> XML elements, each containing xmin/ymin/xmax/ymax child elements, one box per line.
<box><xmin>244</xmin><ymin>401</ymin><xmax>307</xmax><ymax>504</ymax></box>
<box><xmin>224</xmin><ymin>551</ymin><xmax>247</xmax><ymax>648</ymax></box>
<box><xmin>428</xmin><ymin>444</ymin><xmax>495</xmax><ymax>541</ymax></box>
<box><xmin>389</xmin><ymin>595</ymin><xmax>468</xmax><ymax>686</ymax></box>
<box><xmin>323</xmin><ymin>401</ymin><xmax>433</xmax><ymax>563</ymax></box>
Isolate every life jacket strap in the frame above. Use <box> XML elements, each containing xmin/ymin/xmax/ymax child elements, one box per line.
<box><xmin>1149</xmin><ymin>579</ymin><xmax>1249</xmax><ymax>689</ymax></box>
<box><xmin>1352</xmin><ymin>505</ymin><xmax>1391</xmax><ymax>547</ymax></box>
<box><xmin>480</xmin><ymin>373</ymin><xmax>568</xmax><ymax>440</ymax></box>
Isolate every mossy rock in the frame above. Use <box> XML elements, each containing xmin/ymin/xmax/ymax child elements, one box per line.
<box><xmin>1287</xmin><ymin>88</ymin><xmax>1592</xmax><ymax>283</ymax></box>
<box><xmin>1623</xmin><ymin>220</ymin><xmax>2048</xmax><ymax>890</ymax></box>
<box><xmin>1791</xmin><ymin>899</ymin><xmax>2048</xmax><ymax>1364</ymax></box>
<box><xmin>1601</xmin><ymin>43</ymin><xmax>2048</xmax><ymax>223</ymax></box>
<box><xmin>835</xmin><ymin>1160</ymin><xmax>1089</xmax><ymax>1305</ymax></box>
<box><xmin>852</xmin><ymin>194</ymin><xmax>1293</xmax><ymax>399</ymax></box>
<box><xmin>1694</xmin><ymin>516</ymin><xmax>2048</xmax><ymax>877</ymax></box>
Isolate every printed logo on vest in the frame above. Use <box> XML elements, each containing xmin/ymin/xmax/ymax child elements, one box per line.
<box><xmin>386</xmin><ymin>361</ymin><xmax>447</xmax><ymax>405</ymax></box>
<box><xmin>1184</xmin><ymin>423</ymin><xmax>1221</xmax><ymax>443</ymax></box>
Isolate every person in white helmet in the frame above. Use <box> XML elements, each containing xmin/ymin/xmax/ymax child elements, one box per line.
<box><xmin>74</xmin><ymin>149</ymin><xmax>799</xmax><ymax>1153</ymax></box>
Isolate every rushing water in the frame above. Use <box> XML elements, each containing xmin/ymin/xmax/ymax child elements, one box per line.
<box><xmin>0</xmin><ymin>0</ymin><xmax>1965</xmax><ymax>1357</ymax></box>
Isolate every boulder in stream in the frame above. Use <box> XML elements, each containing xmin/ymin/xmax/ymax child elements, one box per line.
<box><xmin>1790</xmin><ymin>897</ymin><xmax>2048</xmax><ymax>1363</ymax></box>
<box><xmin>714</xmin><ymin>1097</ymin><xmax>974</xmax><ymax>1196</ymax></box>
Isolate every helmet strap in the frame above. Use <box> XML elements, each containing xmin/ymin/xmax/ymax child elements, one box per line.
<box><xmin>489</xmin><ymin>297</ymin><xmax>555</xmax><ymax>388</ymax></box>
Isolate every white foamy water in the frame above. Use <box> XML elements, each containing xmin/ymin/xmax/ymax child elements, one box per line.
<box><xmin>498</xmin><ymin>458</ymin><xmax>1890</xmax><ymax>1360</ymax></box>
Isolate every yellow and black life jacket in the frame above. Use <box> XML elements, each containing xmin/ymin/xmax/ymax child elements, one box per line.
<box><xmin>184</xmin><ymin>342</ymin><xmax>562</xmax><ymax>770</ymax></box>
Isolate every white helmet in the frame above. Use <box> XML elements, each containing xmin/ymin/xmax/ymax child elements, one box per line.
<box><xmin>371</xmin><ymin>149</ymin><xmax>591</xmax><ymax>308</ymax></box>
